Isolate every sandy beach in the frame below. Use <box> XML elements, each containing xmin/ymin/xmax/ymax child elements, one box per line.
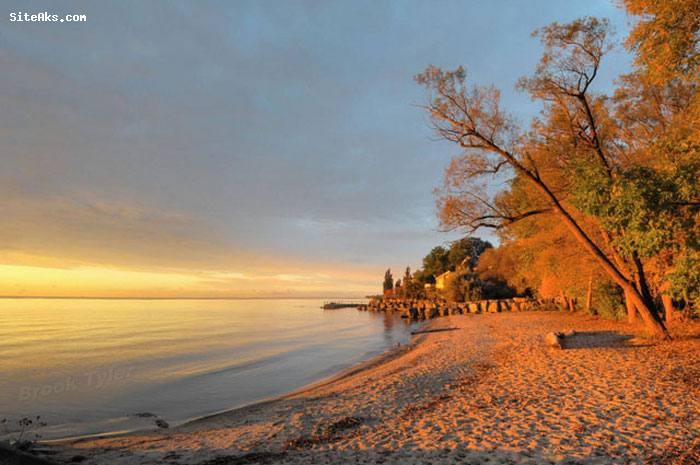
<box><xmin>44</xmin><ymin>311</ymin><xmax>699</xmax><ymax>465</ymax></box>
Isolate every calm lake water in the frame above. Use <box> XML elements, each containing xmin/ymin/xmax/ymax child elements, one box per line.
<box><xmin>0</xmin><ymin>298</ymin><xmax>415</xmax><ymax>440</ymax></box>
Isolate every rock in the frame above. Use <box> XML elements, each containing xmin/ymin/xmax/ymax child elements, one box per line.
<box><xmin>0</xmin><ymin>442</ymin><xmax>56</xmax><ymax>465</ymax></box>
<box><xmin>427</xmin><ymin>306</ymin><xmax>438</xmax><ymax>319</ymax></box>
<box><xmin>13</xmin><ymin>441</ymin><xmax>34</xmax><ymax>452</ymax></box>
<box><xmin>154</xmin><ymin>419</ymin><xmax>169</xmax><ymax>429</ymax></box>
<box><xmin>545</xmin><ymin>332</ymin><xmax>564</xmax><ymax>349</ymax></box>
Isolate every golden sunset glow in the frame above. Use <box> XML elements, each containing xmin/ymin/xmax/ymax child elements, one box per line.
<box><xmin>1</xmin><ymin>1</ymin><xmax>698</xmax><ymax>463</ymax></box>
<box><xmin>0</xmin><ymin>263</ymin><xmax>377</xmax><ymax>298</ymax></box>
<box><xmin>0</xmin><ymin>264</ymin><xmax>201</xmax><ymax>297</ymax></box>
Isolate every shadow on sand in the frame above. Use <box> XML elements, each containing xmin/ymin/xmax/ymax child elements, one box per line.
<box><xmin>562</xmin><ymin>330</ymin><xmax>651</xmax><ymax>349</ymax></box>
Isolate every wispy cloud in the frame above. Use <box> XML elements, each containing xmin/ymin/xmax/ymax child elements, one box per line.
<box><xmin>0</xmin><ymin>0</ymin><xmax>629</xmax><ymax>297</ymax></box>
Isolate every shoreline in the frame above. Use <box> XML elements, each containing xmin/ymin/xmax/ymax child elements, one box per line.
<box><xmin>183</xmin><ymin>326</ymin><xmax>426</xmax><ymax>429</ymax></box>
<box><xmin>36</xmin><ymin>312</ymin><xmax>700</xmax><ymax>464</ymax></box>
<box><xmin>42</xmin><ymin>319</ymin><xmax>425</xmax><ymax>446</ymax></box>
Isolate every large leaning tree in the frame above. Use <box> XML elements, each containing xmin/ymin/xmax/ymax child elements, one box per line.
<box><xmin>417</xmin><ymin>14</ymin><xmax>699</xmax><ymax>339</ymax></box>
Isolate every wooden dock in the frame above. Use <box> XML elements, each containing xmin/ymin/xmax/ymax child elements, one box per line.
<box><xmin>322</xmin><ymin>300</ymin><xmax>367</xmax><ymax>310</ymax></box>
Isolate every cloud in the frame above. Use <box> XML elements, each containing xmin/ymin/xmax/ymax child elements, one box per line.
<box><xmin>0</xmin><ymin>0</ymin><xmax>630</xmax><ymax>297</ymax></box>
<box><xmin>0</xmin><ymin>190</ymin><xmax>243</xmax><ymax>270</ymax></box>
<box><xmin>0</xmin><ymin>189</ymin><xmax>381</xmax><ymax>297</ymax></box>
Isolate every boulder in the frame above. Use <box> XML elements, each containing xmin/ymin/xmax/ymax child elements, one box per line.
<box><xmin>486</xmin><ymin>301</ymin><xmax>499</xmax><ymax>313</ymax></box>
<box><xmin>544</xmin><ymin>330</ymin><xmax>575</xmax><ymax>348</ymax></box>
<box><xmin>544</xmin><ymin>332</ymin><xmax>564</xmax><ymax>349</ymax></box>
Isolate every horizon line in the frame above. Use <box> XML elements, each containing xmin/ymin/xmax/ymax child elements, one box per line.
<box><xmin>0</xmin><ymin>295</ymin><xmax>373</xmax><ymax>301</ymax></box>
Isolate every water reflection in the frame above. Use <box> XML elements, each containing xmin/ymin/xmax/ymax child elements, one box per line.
<box><xmin>0</xmin><ymin>298</ymin><xmax>415</xmax><ymax>439</ymax></box>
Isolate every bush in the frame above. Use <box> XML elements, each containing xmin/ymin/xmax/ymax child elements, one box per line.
<box><xmin>444</xmin><ymin>271</ymin><xmax>482</xmax><ymax>302</ymax></box>
<box><xmin>443</xmin><ymin>271</ymin><xmax>516</xmax><ymax>302</ymax></box>
<box><xmin>480</xmin><ymin>277</ymin><xmax>517</xmax><ymax>299</ymax></box>
<box><xmin>592</xmin><ymin>282</ymin><xmax>626</xmax><ymax>320</ymax></box>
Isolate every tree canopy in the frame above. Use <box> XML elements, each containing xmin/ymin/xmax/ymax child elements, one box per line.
<box><xmin>382</xmin><ymin>269</ymin><xmax>394</xmax><ymax>293</ymax></box>
<box><xmin>417</xmin><ymin>5</ymin><xmax>700</xmax><ymax>337</ymax></box>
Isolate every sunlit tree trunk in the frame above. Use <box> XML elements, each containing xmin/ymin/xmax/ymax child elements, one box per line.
<box><xmin>530</xmin><ymin>180</ymin><xmax>668</xmax><ymax>338</ymax></box>
<box><xmin>624</xmin><ymin>289</ymin><xmax>638</xmax><ymax>323</ymax></box>
<box><xmin>661</xmin><ymin>294</ymin><xmax>675</xmax><ymax>322</ymax></box>
<box><xmin>585</xmin><ymin>275</ymin><xmax>593</xmax><ymax>314</ymax></box>
<box><xmin>632</xmin><ymin>255</ymin><xmax>661</xmax><ymax>321</ymax></box>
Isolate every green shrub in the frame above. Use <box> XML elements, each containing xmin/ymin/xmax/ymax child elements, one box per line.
<box><xmin>592</xmin><ymin>282</ymin><xmax>626</xmax><ymax>320</ymax></box>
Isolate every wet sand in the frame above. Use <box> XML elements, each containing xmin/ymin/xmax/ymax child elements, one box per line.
<box><xmin>50</xmin><ymin>312</ymin><xmax>700</xmax><ymax>465</ymax></box>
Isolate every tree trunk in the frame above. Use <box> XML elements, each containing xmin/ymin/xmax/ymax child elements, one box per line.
<box><xmin>661</xmin><ymin>294</ymin><xmax>675</xmax><ymax>322</ymax></box>
<box><xmin>471</xmin><ymin>142</ymin><xmax>670</xmax><ymax>338</ymax></box>
<box><xmin>632</xmin><ymin>256</ymin><xmax>662</xmax><ymax>322</ymax></box>
<box><xmin>585</xmin><ymin>275</ymin><xmax>593</xmax><ymax>314</ymax></box>
<box><xmin>624</xmin><ymin>289</ymin><xmax>638</xmax><ymax>323</ymax></box>
<box><xmin>527</xmin><ymin>179</ymin><xmax>669</xmax><ymax>338</ymax></box>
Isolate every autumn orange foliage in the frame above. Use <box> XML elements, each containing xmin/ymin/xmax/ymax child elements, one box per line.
<box><xmin>419</xmin><ymin>3</ymin><xmax>699</xmax><ymax>337</ymax></box>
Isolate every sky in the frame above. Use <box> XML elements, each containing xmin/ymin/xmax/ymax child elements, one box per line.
<box><xmin>0</xmin><ymin>0</ymin><xmax>634</xmax><ymax>298</ymax></box>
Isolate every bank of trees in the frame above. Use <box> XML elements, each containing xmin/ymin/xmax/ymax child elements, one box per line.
<box><xmin>414</xmin><ymin>237</ymin><xmax>492</xmax><ymax>284</ymax></box>
<box><xmin>416</xmin><ymin>1</ymin><xmax>699</xmax><ymax>338</ymax></box>
<box><xmin>383</xmin><ymin>269</ymin><xmax>394</xmax><ymax>293</ymax></box>
<box><xmin>384</xmin><ymin>236</ymin><xmax>512</xmax><ymax>300</ymax></box>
